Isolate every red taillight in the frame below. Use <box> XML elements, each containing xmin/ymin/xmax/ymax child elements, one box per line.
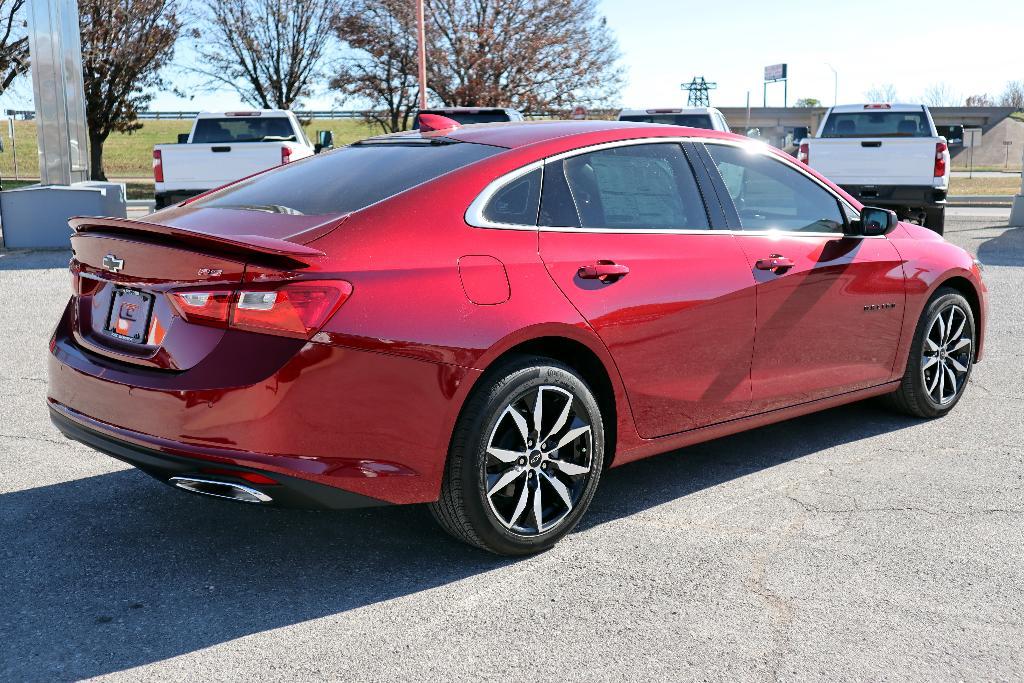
<box><xmin>168</xmin><ymin>291</ymin><xmax>233</xmax><ymax>327</ymax></box>
<box><xmin>152</xmin><ymin>149</ymin><xmax>164</xmax><ymax>182</ymax></box>
<box><xmin>232</xmin><ymin>281</ymin><xmax>352</xmax><ymax>339</ymax></box>
<box><xmin>281</xmin><ymin>146</ymin><xmax>292</xmax><ymax>165</ymax></box>
<box><xmin>934</xmin><ymin>141</ymin><xmax>947</xmax><ymax>178</ymax></box>
<box><xmin>69</xmin><ymin>260</ymin><xmax>81</xmax><ymax>296</ymax></box>
<box><xmin>167</xmin><ymin>280</ymin><xmax>352</xmax><ymax>340</ymax></box>
<box><xmin>798</xmin><ymin>142</ymin><xmax>810</xmax><ymax>165</ymax></box>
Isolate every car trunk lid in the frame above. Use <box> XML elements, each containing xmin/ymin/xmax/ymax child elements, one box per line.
<box><xmin>67</xmin><ymin>211</ymin><xmax>339</xmax><ymax>370</ymax></box>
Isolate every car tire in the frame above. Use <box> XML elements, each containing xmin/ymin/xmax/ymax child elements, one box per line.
<box><xmin>924</xmin><ymin>207</ymin><xmax>945</xmax><ymax>235</ymax></box>
<box><xmin>429</xmin><ymin>355</ymin><xmax>605</xmax><ymax>555</ymax></box>
<box><xmin>884</xmin><ymin>287</ymin><xmax>975</xmax><ymax>418</ymax></box>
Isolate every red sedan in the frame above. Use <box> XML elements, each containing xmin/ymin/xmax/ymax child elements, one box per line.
<box><xmin>48</xmin><ymin>118</ymin><xmax>987</xmax><ymax>555</ymax></box>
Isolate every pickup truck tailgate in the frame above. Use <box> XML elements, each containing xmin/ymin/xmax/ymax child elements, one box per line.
<box><xmin>809</xmin><ymin>138</ymin><xmax>938</xmax><ymax>186</ymax></box>
<box><xmin>158</xmin><ymin>143</ymin><xmax>285</xmax><ymax>187</ymax></box>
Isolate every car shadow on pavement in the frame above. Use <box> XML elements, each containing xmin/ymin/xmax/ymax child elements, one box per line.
<box><xmin>975</xmin><ymin>225</ymin><xmax>1024</xmax><ymax>267</ymax></box>
<box><xmin>1</xmin><ymin>399</ymin><xmax>919</xmax><ymax>680</ymax></box>
<box><xmin>583</xmin><ymin>400</ymin><xmax>917</xmax><ymax>531</ymax></box>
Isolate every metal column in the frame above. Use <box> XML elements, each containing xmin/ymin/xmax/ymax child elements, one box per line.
<box><xmin>26</xmin><ymin>0</ymin><xmax>89</xmax><ymax>185</ymax></box>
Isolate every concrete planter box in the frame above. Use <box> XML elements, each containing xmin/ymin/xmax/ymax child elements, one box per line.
<box><xmin>0</xmin><ymin>182</ymin><xmax>127</xmax><ymax>248</ymax></box>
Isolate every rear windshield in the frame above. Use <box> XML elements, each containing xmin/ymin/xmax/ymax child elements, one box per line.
<box><xmin>820</xmin><ymin>112</ymin><xmax>930</xmax><ymax>138</ymax></box>
<box><xmin>192</xmin><ymin>117</ymin><xmax>296</xmax><ymax>144</ymax></box>
<box><xmin>620</xmin><ymin>114</ymin><xmax>713</xmax><ymax>129</ymax></box>
<box><xmin>192</xmin><ymin>141</ymin><xmax>502</xmax><ymax>216</ymax></box>
<box><xmin>414</xmin><ymin>111</ymin><xmax>512</xmax><ymax>127</ymax></box>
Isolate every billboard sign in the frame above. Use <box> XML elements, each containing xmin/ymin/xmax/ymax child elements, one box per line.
<box><xmin>764</xmin><ymin>63</ymin><xmax>787</xmax><ymax>82</ymax></box>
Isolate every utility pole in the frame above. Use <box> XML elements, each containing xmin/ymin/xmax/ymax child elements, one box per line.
<box><xmin>823</xmin><ymin>63</ymin><xmax>839</xmax><ymax>105</ymax></box>
<box><xmin>1010</xmin><ymin>145</ymin><xmax>1024</xmax><ymax>226</ymax></box>
<box><xmin>416</xmin><ymin>0</ymin><xmax>427</xmax><ymax>109</ymax></box>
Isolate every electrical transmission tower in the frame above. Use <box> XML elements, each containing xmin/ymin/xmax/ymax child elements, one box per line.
<box><xmin>680</xmin><ymin>76</ymin><xmax>718</xmax><ymax>106</ymax></box>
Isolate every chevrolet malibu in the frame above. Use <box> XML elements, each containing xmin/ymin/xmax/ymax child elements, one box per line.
<box><xmin>48</xmin><ymin>117</ymin><xmax>987</xmax><ymax>555</ymax></box>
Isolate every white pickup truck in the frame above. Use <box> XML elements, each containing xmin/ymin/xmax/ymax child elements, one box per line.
<box><xmin>152</xmin><ymin>110</ymin><xmax>334</xmax><ymax>209</ymax></box>
<box><xmin>798</xmin><ymin>103</ymin><xmax>950</xmax><ymax>233</ymax></box>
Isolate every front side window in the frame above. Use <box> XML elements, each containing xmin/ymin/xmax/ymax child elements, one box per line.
<box><xmin>706</xmin><ymin>144</ymin><xmax>845</xmax><ymax>233</ymax></box>
<box><xmin>542</xmin><ymin>143</ymin><xmax>709</xmax><ymax>230</ymax></box>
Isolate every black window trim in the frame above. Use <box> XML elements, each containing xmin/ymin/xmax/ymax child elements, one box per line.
<box><xmin>465</xmin><ymin>137</ymin><xmax>872</xmax><ymax>237</ymax></box>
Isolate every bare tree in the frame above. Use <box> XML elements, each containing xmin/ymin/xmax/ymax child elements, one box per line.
<box><xmin>0</xmin><ymin>0</ymin><xmax>27</xmax><ymax>93</ymax></box>
<box><xmin>999</xmin><ymin>81</ymin><xmax>1024</xmax><ymax>109</ymax></box>
<box><xmin>332</xmin><ymin>0</ymin><xmax>419</xmax><ymax>133</ymax></box>
<box><xmin>864</xmin><ymin>83</ymin><xmax>898</xmax><ymax>103</ymax></box>
<box><xmin>922</xmin><ymin>82</ymin><xmax>959</xmax><ymax>107</ymax></box>
<box><xmin>965</xmin><ymin>93</ymin><xmax>994</xmax><ymax>107</ymax></box>
<box><xmin>80</xmin><ymin>0</ymin><xmax>182</xmax><ymax>180</ymax></box>
<box><xmin>424</xmin><ymin>0</ymin><xmax>623</xmax><ymax>113</ymax></box>
<box><xmin>194</xmin><ymin>0</ymin><xmax>335</xmax><ymax>110</ymax></box>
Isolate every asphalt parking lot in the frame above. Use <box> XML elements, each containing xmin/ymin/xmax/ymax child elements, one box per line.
<box><xmin>1</xmin><ymin>213</ymin><xmax>1022</xmax><ymax>681</ymax></box>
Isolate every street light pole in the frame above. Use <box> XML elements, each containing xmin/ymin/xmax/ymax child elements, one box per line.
<box><xmin>416</xmin><ymin>0</ymin><xmax>427</xmax><ymax>109</ymax></box>
<box><xmin>826</xmin><ymin>63</ymin><xmax>838</xmax><ymax>106</ymax></box>
<box><xmin>1010</xmin><ymin>145</ymin><xmax>1024</xmax><ymax>227</ymax></box>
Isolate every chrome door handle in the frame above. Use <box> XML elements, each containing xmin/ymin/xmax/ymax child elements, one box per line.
<box><xmin>754</xmin><ymin>254</ymin><xmax>794</xmax><ymax>272</ymax></box>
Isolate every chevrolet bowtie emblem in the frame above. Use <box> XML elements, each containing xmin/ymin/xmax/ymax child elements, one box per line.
<box><xmin>102</xmin><ymin>254</ymin><xmax>124</xmax><ymax>273</ymax></box>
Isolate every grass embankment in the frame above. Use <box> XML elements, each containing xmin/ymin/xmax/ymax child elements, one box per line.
<box><xmin>948</xmin><ymin>176</ymin><xmax>1022</xmax><ymax>195</ymax></box>
<box><xmin>0</xmin><ymin>118</ymin><xmax>379</xmax><ymax>180</ymax></box>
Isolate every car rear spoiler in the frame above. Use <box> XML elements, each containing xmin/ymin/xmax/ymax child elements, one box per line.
<box><xmin>68</xmin><ymin>216</ymin><xmax>326</xmax><ymax>268</ymax></box>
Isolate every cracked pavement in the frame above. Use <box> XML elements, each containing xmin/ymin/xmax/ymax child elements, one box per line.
<box><xmin>1</xmin><ymin>214</ymin><xmax>1022</xmax><ymax>681</ymax></box>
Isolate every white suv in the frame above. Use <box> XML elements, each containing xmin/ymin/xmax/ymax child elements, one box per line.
<box><xmin>618</xmin><ymin>107</ymin><xmax>731</xmax><ymax>132</ymax></box>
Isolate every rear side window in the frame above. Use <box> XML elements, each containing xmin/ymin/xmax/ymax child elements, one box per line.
<box><xmin>619</xmin><ymin>114</ymin><xmax>714</xmax><ymax>129</ymax></box>
<box><xmin>483</xmin><ymin>168</ymin><xmax>541</xmax><ymax>225</ymax></box>
<box><xmin>192</xmin><ymin>117</ymin><xmax>296</xmax><ymax>143</ymax></box>
<box><xmin>551</xmin><ymin>143</ymin><xmax>709</xmax><ymax>230</ymax></box>
<box><xmin>193</xmin><ymin>141</ymin><xmax>501</xmax><ymax>216</ymax></box>
<box><xmin>820</xmin><ymin>112</ymin><xmax>930</xmax><ymax>138</ymax></box>
<box><xmin>706</xmin><ymin>143</ymin><xmax>844</xmax><ymax>233</ymax></box>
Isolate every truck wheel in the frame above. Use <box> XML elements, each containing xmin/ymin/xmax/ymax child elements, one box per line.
<box><xmin>154</xmin><ymin>194</ymin><xmax>167</xmax><ymax>210</ymax></box>
<box><xmin>924</xmin><ymin>207</ymin><xmax>945</xmax><ymax>235</ymax></box>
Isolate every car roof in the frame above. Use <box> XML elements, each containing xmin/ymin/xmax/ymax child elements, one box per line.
<box><xmin>829</xmin><ymin>103</ymin><xmax>927</xmax><ymax>113</ymax></box>
<box><xmin>368</xmin><ymin>119</ymin><xmax>743</xmax><ymax>151</ymax></box>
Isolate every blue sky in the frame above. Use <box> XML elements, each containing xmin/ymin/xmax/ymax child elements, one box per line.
<box><xmin>3</xmin><ymin>0</ymin><xmax>1022</xmax><ymax>112</ymax></box>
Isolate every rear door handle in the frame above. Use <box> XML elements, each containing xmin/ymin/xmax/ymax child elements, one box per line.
<box><xmin>211</xmin><ymin>146</ymin><xmax>232</xmax><ymax>153</ymax></box>
<box><xmin>754</xmin><ymin>255</ymin><xmax>794</xmax><ymax>272</ymax></box>
<box><xmin>578</xmin><ymin>260</ymin><xmax>630</xmax><ymax>282</ymax></box>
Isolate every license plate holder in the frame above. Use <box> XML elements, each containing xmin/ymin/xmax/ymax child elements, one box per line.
<box><xmin>104</xmin><ymin>288</ymin><xmax>155</xmax><ymax>344</ymax></box>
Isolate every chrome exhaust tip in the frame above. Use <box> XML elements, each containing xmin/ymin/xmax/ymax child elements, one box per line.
<box><xmin>169</xmin><ymin>476</ymin><xmax>273</xmax><ymax>504</ymax></box>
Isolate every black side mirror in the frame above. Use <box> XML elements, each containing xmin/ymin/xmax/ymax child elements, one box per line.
<box><xmin>177</xmin><ymin>133</ymin><xmax>189</xmax><ymax>144</ymax></box>
<box><xmin>315</xmin><ymin>130</ymin><xmax>334</xmax><ymax>153</ymax></box>
<box><xmin>849</xmin><ymin>206</ymin><xmax>898</xmax><ymax>236</ymax></box>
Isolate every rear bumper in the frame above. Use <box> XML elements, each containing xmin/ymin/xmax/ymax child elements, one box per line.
<box><xmin>839</xmin><ymin>184</ymin><xmax>947</xmax><ymax>210</ymax></box>
<box><xmin>50</xmin><ymin>405</ymin><xmax>388</xmax><ymax>509</ymax></box>
<box><xmin>48</xmin><ymin>301</ymin><xmax>479</xmax><ymax>505</ymax></box>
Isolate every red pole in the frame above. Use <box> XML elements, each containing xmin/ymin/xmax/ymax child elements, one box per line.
<box><xmin>416</xmin><ymin>0</ymin><xmax>427</xmax><ymax>109</ymax></box>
